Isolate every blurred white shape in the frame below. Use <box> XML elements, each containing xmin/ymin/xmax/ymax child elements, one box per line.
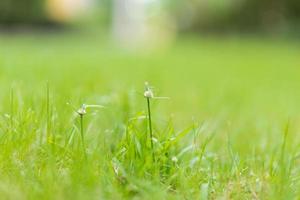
<box><xmin>112</xmin><ymin>0</ymin><xmax>147</xmax><ymax>47</ymax></box>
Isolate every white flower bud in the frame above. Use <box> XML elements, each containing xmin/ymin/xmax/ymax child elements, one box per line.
<box><xmin>77</xmin><ymin>104</ymin><xmax>87</xmax><ymax>115</ymax></box>
<box><xmin>144</xmin><ymin>90</ymin><xmax>154</xmax><ymax>98</ymax></box>
<box><xmin>172</xmin><ymin>156</ymin><xmax>178</xmax><ymax>163</ymax></box>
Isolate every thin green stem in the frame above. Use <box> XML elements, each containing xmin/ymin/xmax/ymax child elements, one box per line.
<box><xmin>146</xmin><ymin>97</ymin><xmax>155</xmax><ymax>161</ymax></box>
<box><xmin>80</xmin><ymin>114</ymin><xmax>87</xmax><ymax>159</ymax></box>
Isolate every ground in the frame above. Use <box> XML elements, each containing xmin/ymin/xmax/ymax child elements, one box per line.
<box><xmin>0</xmin><ymin>31</ymin><xmax>300</xmax><ymax>199</ymax></box>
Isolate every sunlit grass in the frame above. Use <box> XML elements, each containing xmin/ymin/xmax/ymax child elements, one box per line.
<box><xmin>0</xmin><ymin>32</ymin><xmax>300</xmax><ymax>199</ymax></box>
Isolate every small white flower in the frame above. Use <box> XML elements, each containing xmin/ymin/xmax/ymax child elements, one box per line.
<box><xmin>144</xmin><ymin>90</ymin><xmax>154</xmax><ymax>98</ymax></box>
<box><xmin>144</xmin><ymin>82</ymin><xmax>154</xmax><ymax>98</ymax></box>
<box><xmin>67</xmin><ymin>102</ymin><xmax>104</xmax><ymax>116</ymax></box>
<box><xmin>171</xmin><ymin>156</ymin><xmax>178</xmax><ymax>163</ymax></box>
<box><xmin>143</xmin><ymin>81</ymin><xmax>169</xmax><ymax>100</ymax></box>
<box><xmin>77</xmin><ymin>104</ymin><xmax>87</xmax><ymax>115</ymax></box>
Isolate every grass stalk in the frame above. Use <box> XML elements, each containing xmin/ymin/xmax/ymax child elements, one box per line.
<box><xmin>146</xmin><ymin>97</ymin><xmax>155</xmax><ymax>161</ymax></box>
<box><xmin>79</xmin><ymin>114</ymin><xmax>87</xmax><ymax>159</ymax></box>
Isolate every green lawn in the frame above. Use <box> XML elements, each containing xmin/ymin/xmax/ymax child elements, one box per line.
<box><xmin>0</xmin><ymin>32</ymin><xmax>300</xmax><ymax>199</ymax></box>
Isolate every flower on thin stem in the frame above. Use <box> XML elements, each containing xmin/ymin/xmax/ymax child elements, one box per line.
<box><xmin>77</xmin><ymin>104</ymin><xmax>87</xmax><ymax>115</ymax></box>
<box><xmin>144</xmin><ymin>82</ymin><xmax>169</xmax><ymax>162</ymax></box>
<box><xmin>144</xmin><ymin>82</ymin><xmax>154</xmax><ymax>98</ymax></box>
<box><xmin>67</xmin><ymin>103</ymin><xmax>104</xmax><ymax>116</ymax></box>
<box><xmin>144</xmin><ymin>82</ymin><xmax>169</xmax><ymax>100</ymax></box>
<box><xmin>67</xmin><ymin>102</ymin><xmax>104</xmax><ymax>159</ymax></box>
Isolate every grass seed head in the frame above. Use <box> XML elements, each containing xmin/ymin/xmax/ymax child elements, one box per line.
<box><xmin>144</xmin><ymin>82</ymin><xmax>154</xmax><ymax>98</ymax></box>
<box><xmin>144</xmin><ymin>81</ymin><xmax>169</xmax><ymax>100</ymax></box>
<box><xmin>77</xmin><ymin>104</ymin><xmax>87</xmax><ymax>115</ymax></box>
<box><xmin>172</xmin><ymin>156</ymin><xmax>178</xmax><ymax>163</ymax></box>
<box><xmin>67</xmin><ymin>103</ymin><xmax>104</xmax><ymax>116</ymax></box>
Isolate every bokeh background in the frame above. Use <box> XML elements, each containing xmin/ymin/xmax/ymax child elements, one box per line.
<box><xmin>0</xmin><ymin>0</ymin><xmax>300</xmax><ymax>127</ymax></box>
<box><xmin>2</xmin><ymin>0</ymin><xmax>300</xmax><ymax>40</ymax></box>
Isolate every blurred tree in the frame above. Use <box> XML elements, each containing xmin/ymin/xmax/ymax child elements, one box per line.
<box><xmin>167</xmin><ymin>0</ymin><xmax>300</xmax><ymax>33</ymax></box>
<box><xmin>0</xmin><ymin>0</ymin><xmax>48</xmax><ymax>25</ymax></box>
<box><xmin>286</xmin><ymin>0</ymin><xmax>300</xmax><ymax>19</ymax></box>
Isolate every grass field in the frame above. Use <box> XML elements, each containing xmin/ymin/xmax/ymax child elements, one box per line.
<box><xmin>0</xmin><ymin>32</ymin><xmax>300</xmax><ymax>199</ymax></box>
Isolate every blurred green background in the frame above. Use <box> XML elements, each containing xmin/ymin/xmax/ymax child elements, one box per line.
<box><xmin>1</xmin><ymin>0</ymin><xmax>300</xmax><ymax>115</ymax></box>
<box><xmin>0</xmin><ymin>0</ymin><xmax>300</xmax><ymax>123</ymax></box>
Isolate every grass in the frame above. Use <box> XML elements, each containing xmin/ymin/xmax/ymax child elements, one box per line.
<box><xmin>144</xmin><ymin>83</ymin><xmax>155</xmax><ymax>161</ymax></box>
<box><xmin>0</xmin><ymin>31</ymin><xmax>300</xmax><ymax>199</ymax></box>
